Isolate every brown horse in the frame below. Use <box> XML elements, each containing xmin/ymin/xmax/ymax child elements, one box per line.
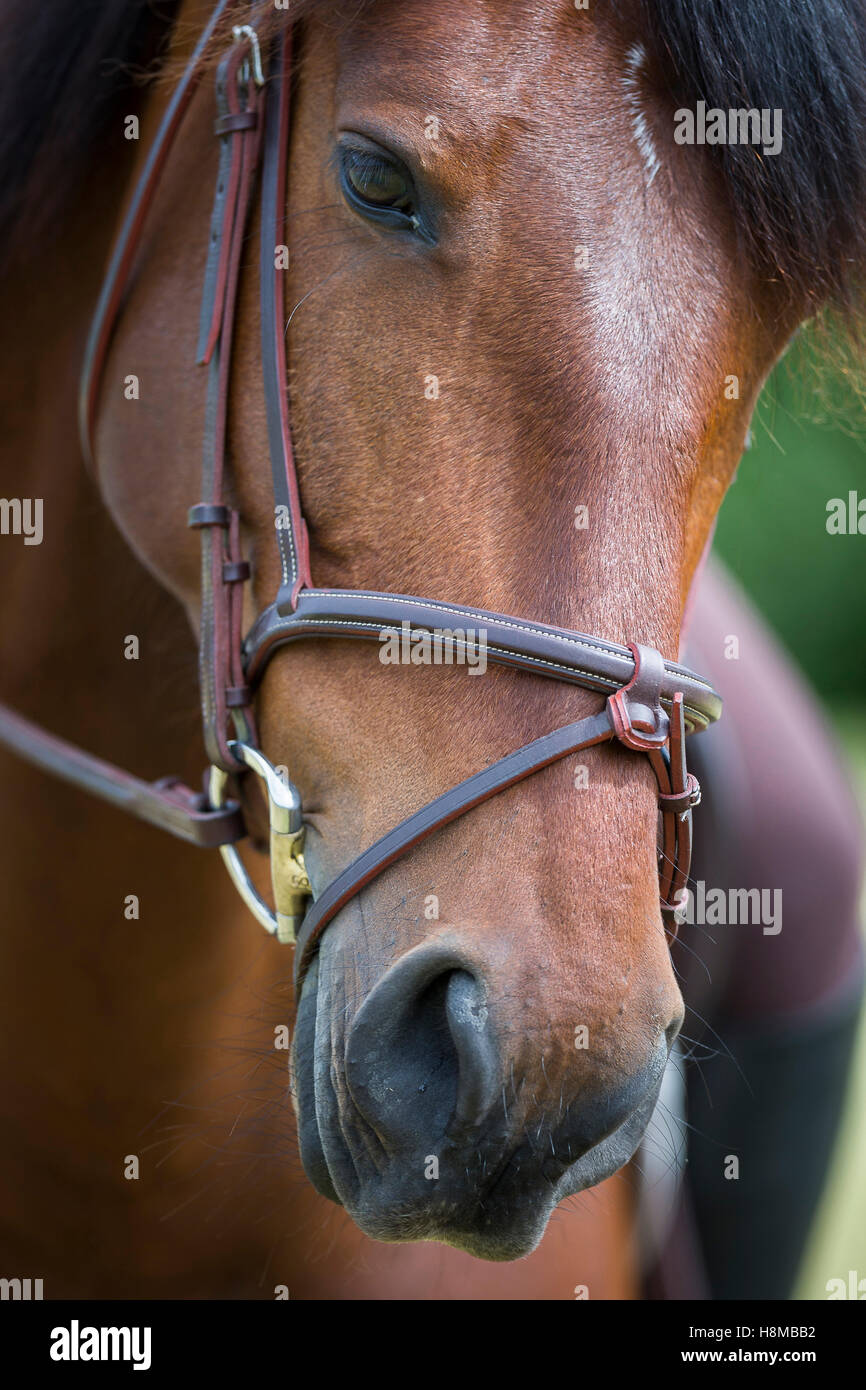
<box><xmin>0</xmin><ymin>0</ymin><xmax>864</xmax><ymax>1297</ymax></box>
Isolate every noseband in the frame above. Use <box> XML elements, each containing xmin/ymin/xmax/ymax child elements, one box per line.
<box><xmin>0</xmin><ymin>5</ymin><xmax>721</xmax><ymax>991</ymax></box>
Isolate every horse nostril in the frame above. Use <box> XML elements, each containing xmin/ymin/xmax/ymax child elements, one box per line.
<box><xmin>345</xmin><ymin>945</ymin><xmax>499</xmax><ymax>1152</ymax></box>
<box><xmin>443</xmin><ymin>970</ymin><xmax>499</xmax><ymax>1134</ymax></box>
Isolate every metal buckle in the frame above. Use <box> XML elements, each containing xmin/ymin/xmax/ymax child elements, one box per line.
<box><xmin>231</xmin><ymin>24</ymin><xmax>265</xmax><ymax>88</ymax></box>
<box><xmin>209</xmin><ymin>742</ymin><xmax>311</xmax><ymax>944</ymax></box>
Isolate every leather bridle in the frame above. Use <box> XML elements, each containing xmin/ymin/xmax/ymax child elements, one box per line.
<box><xmin>0</xmin><ymin>5</ymin><xmax>722</xmax><ymax>991</ymax></box>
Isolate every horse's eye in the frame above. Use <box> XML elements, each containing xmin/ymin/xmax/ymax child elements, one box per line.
<box><xmin>338</xmin><ymin>144</ymin><xmax>434</xmax><ymax>242</ymax></box>
<box><xmin>343</xmin><ymin>150</ymin><xmax>413</xmax><ymax>209</ymax></box>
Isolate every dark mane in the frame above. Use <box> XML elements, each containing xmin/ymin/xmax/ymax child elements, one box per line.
<box><xmin>0</xmin><ymin>0</ymin><xmax>339</xmax><ymax>268</ymax></box>
<box><xmin>640</xmin><ymin>0</ymin><xmax>866</xmax><ymax>315</ymax></box>
<box><xmin>0</xmin><ymin>0</ymin><xmax>180</xmax><ymax>263</ymax></box>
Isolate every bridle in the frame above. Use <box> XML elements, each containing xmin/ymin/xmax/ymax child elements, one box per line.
<box><xmin>0</xmin><ymin>3</ymin><xmax>722</xmax><ymax>992</ymax></box>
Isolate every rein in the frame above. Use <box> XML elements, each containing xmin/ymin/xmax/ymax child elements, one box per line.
<box><xmin>0</xmin><ymin>6</ymin><xmax>722</xmax><ymax>991</ymax></box>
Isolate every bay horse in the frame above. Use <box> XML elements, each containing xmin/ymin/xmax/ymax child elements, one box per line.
<box><xmin>0</xmin><ymin>0</ymin><xmax>863</xmax><ymax>1298</ymax></box>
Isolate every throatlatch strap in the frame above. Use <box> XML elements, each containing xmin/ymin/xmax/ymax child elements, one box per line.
<box><xmin>78</xmin><ymin>0</ymin><xmax>237</xmax><ymax>470</ymax></box>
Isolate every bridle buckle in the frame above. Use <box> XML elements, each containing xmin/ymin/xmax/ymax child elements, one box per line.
<box><xmin>231</xmin><ymin>23</ymin><xmax>265</xmax><ymax>88</ymax></box>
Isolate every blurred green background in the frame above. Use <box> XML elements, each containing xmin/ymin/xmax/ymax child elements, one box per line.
<box><xmin>710</xmin><ymin>332</ymin><xmax>865</xmax><ymax>1301</ymax></box>
<box><xmin>714</xmin><ymin>332</ymin><xmax>866</xmax><ymax>700</ymax></box>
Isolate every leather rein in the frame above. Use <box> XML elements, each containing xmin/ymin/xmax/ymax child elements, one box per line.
<box><xmin>0</xmin><ymin>5</ymin><xmax>722</xmax><ymax>991</ymax></box>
